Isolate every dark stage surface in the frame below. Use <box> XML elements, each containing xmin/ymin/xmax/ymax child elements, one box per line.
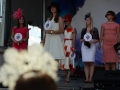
<box><xmin>57</xmin><ymin>70</ymin><xmax>94</xmax><ymax>90</ymax></box>
<box><xmin>0</xmin><ymin>69</ymin><xmax>94</xmax><ymax>90</ymax></box>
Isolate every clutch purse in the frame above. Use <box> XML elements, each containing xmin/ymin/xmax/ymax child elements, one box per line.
<box><xmin>114</xmin><ymin>42</ymin><xmax>120</xmax><ymax>52</ymax></box>
<box><xmin>84</xmin><ymin>41</ymin><xmax>91</xmax><ymax>48</ymax></box>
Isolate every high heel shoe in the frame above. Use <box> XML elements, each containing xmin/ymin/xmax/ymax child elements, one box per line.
<box><xmin>65</xmin><ymin>80</ymin><xmax>70</xmax><ymax>83</ymax></box>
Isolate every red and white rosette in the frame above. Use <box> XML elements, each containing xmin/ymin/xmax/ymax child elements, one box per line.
<box><xmin>84</xmin><ymin>33</ymin><xmax>92</xmax><ymax>41</ymax></box>
<box><xmin>44</xmin><ymin>20</ymin><xmax>52</xmax><ymax>30</ymax></box>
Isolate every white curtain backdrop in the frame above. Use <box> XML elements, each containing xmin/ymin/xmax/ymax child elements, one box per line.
<box><xmin>71</xmin><ymin>0</ymin><xmax>120</xmax><ymax>35</ymax></box>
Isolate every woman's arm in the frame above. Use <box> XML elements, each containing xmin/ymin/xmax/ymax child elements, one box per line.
<box><xmin>41</xmin><ymin>33</ymin><xmax>46</xmax><ymax>43</ymax></box>
<box><xmin>11</xmin><ymin>31</ymin><xmax>16</xmax><ymax>42</ymax></box>
<box><xmin>91</xmin><ymin>28</ymin><xmax>99</xmax><ymax>43</ymax></box>
<box><xmin>72</xmin><ymin>28</ymin><xmax>77</xmax><ymax>48</ymax></box>
<box><xmin>99</xmin><ymin>26</ymin><xmax>104</xmax><ymax>45</ymax></box>
<box><xmin>117</xmin><ymin>25</ymin><xmax>120</xmax><ymax>42</ymax></box>
<box><xmin>23</xmin><ymin>32</ymin><xmax>29</xmax><ymax>41</ymax></box>
<box><xmin>46</xmin><ymin>17</ymin><xmax>64</xmax><ymax>34</ymax></box>
<box><xmin>11</xmin><ymin>26</ymin><xmax>18</xmax><ymax>43</ymax></box>
<box><xmin>80</xmin><ymin>28</ymin><xmax>85</xmax><ymax>42</ymax></box>
<box><xmin>43</xmin><ymin>33</ymin><xmax>46</xmax><ymax>41</ymax></box>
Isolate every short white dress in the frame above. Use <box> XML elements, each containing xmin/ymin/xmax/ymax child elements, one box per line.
<box><xmin>44</xmin><ymin>18</ymin><xmax>65</xmax><ymax>60</ymax></box>
<box><xmin>81</xmin><ymin>28</ymin><xmax>99</xmax><ymax>62</ymax></box>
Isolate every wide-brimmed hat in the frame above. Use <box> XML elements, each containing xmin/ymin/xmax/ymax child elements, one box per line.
<box><xmin>105</xmin><ymin>11</ymin><xmax>116</xmax><ymax>20</ymax></box>
<box><xmin>47</xmin><ymin>2</ymin><xmax>61</xmax><ymax>13</ymax></box>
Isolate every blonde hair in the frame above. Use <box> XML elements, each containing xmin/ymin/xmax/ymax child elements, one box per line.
<box><xmin>86</xmin><ymin>17</ymin><xmax>94</xmax><ymax>34</ymax></box>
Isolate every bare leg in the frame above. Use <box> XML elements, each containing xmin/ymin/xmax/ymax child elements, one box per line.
<box><xmin>111</xmin><ymin>63</ymin><xmax>116</xmax><ymax>70</ymax></box>
<box><xmin>65</xmin><ymin>70</ymin><xmax>68</xmax><ymax>81</ymax></box>
<box><xmin>67</xmin><ymin>69</ymin><xmax>70</xmax><ymax>81</ymax></box>
<box><xmin>84</xmin><ymin>62</ymin><xmax>89</xmax><ymax>81</ymax></box>
<box><xmin>65</xmin><ymin>70</ymin><xmax>70</xmax><ymax>82</ymax></box>
<box><xmin>89</xmin><ymin>62</ymin><xmax>94</xmax><ymax>82</ymax></box>
<box><xmin>105</xmin><ymin>63</ymin><xmax>110</xmax><ymax>70</ymax></box>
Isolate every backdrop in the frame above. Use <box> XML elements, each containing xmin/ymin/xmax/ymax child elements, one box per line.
<box><xmin>53</xmin><ymin>0</ymin><xmax>120</xmax><ymax>65</ymax></box>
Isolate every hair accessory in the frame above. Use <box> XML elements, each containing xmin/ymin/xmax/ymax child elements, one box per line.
<box><xmin>85</xmin><ymin>12</ymin><xmax>91</xmax><ymax>20</ymax></box>
<box><xmin>13</xmin><ymin>8</ymin><xmax>23</xmax><ymax>19</ymax></box>
<box><xmin>64</xmin><ymin>14</ymin><xmax>72</xmax><ymax>22</ymax></box>
<box><xmin>0</xmin><ymin>44</ymin><xmax>59</xmax><ymax>90</ymax></box>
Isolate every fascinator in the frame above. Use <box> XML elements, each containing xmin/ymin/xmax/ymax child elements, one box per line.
<box><xmin>13</xmin><ymin>8</ymin><xmax>23</xmax><ymax>19</ymax></box>
<box><xmin>64</xmin><ymin>14</ymin><xmax>72</xmax><ymax>22</ymax></box>
<box><xmin>85</xmin><ymin>13</ymin><xmax>91</xmax><ymax>20</ymax></box>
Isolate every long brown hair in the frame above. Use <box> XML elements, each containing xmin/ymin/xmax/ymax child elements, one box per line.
<box><xmin>85</xmin><ymin>17</ymin><xmax>94</xmax><ymax>34</ymax></box>
<box><xmin>49</xmin><ymin>8</ymin><xmax>59</xmax><ymax>23</ymax></box>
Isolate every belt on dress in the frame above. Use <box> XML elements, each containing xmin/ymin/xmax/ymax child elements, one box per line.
<box><xmin>64</xmin><ymin>38</ymin><xmax>73</xmax><ymax>42</ymax></box>
<box><xmin>64</xmin><ymin>38</ymin><xmax>73</xmax><ymax>40</ymax></box>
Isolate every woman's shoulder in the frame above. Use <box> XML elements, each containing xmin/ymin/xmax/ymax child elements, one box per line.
<box><xmin>13</xmin><ymin>26</ymin><xmax>17</xmax><ymax>29</ymax></box>
<box><xmin>82</xmin><ymin>28</ymin><xmax>86</xmax><ymax>31</ymax></box>
<box><xmin>114</xmin><ymin>22</ymin><xmax>120</xmax><ymax>26</ymax></box>
<box><xmin>58</xmin><ymin>16</ymin><xmax>63</xmax><ymax>21</ymax></box>
<box><xmin>93</xmin><ymin>27</ymin><xmax>98</xmax><ymax>30</ymax></box>
<box><xmin>24</xmin><ymin>27</ymin><xmax>28</xmax><ymax>29</ymax></box>
<box><xmin>101</xmin><ymin>22</ymin><xmax>107</xmax><ymax>26</ymax></box>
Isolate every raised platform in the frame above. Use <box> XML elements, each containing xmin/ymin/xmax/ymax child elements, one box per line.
<box><xmin>0</xmin><ymin>46</ymin><xmax>105</xmax><ymax>90</ymax></box>
<box><xmin>58</xmin><ymin>70</ymin><xmax>94</xmax><ymax>90</ymax></box>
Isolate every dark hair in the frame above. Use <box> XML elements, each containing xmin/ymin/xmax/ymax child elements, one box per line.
<box><xmin>64</xmin><ymin>25</ymin><xmax>67</xmax><ymax>30</ymax></box>
<box><xmin>49</xmin><ymin>8</ymin><xmax>59</xmax><ymax>23</ymax></box>
<box><xmin>14</xmin><ymin>70</ymin><xmax>57</xmax><ymax>90</ymax></box>
<box><xmin>105</xmin><ymin>11</ymin><xmax>117</xmax><ymax>21</ymax></box>
<box><xmin>16</xmin><ymin>15</ymin><xmax>26</xmax><ymax>28</ymax></box>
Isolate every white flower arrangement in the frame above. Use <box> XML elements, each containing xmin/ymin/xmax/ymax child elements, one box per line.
<box><xmin>0</xmin><ymin>44</ymin><xmax>58</xmax><ymax>90</ymax></box>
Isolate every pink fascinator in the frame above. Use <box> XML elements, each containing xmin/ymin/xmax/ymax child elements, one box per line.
<box><xmin>13</xmin><ymin>8</ymin><xmax>23</xmax><ymax>19</ymax></box>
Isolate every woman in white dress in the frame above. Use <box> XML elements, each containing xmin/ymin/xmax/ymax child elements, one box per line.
<box><xmin>80</xmin><ymin>13</ymin><xmax>99</xmax><ymax>83</ymax></box>
<box><xmin>42</xmin><ymin>2</ymin><xmax>65</xmax><ymax>61</ymax></box>
<box><xmin>61</xmin><ymin>14</ymin><xmax>77</xmax><ymax>82</ymax></box>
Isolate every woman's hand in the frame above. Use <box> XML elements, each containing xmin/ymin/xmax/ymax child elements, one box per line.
<box><xmin>71</xmin><ymin>47</ymin><xmax>76</xmax><ymax>57</ymax></box>
<box><xmin>40</xmin><ymin>40</ymin><xmax>45</xmax><ymax>46</ymax></box>
<box><xmin>98</xmin><ymin>44</ymin><xmax>101</xmax><ymax>50</ymax></box>
<box><xmin>80</xmin><ymin>39</ymin><xmax>85</xmax><ymax>42</ymax></box>
<box><xmin>89</xmin><ymin>40</ymin><xmax>94</xmax><ymax>44</ymax></box>
<box><xmin>19</xmin><ymin>39</ymin><xmax>25</xmax><ymax>43</ymax></box>
<box><xmin>71</xmin><ymin>51</ymin><xmax>75</xmax><ymax>57</ymax></box>
<box><xmin>14</xmin><ymin>40</ymin><xmax>19</xmax><ymax>45</ymax></box>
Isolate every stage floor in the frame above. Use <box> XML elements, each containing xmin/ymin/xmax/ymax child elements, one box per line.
<box><xmin>0</xmin><ymin>70</ymin><xmax>94</xmax><ymax>90</ymax></box>
<box><xmin>57</xmin><ymin>70</ymin><xmax>94</xmax><ymax>90</ymax></box>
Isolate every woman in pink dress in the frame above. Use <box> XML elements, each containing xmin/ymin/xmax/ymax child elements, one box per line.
<box><xmin>98</xmin><ymin>11</ymin><xmax>120</xmax><ymax>70</ymax></box>
<box><xmin>61</xmin><ymin>14</ymin><xmax>77</xmax><ymax>83</ymax></box>
<box><xmin>11</xmin><ymin>9</ymin><xmax>29</xmax><ymax>50</ymax></box>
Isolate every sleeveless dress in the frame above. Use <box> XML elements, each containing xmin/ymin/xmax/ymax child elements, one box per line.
<box><xmin>81</xmin><ymin>28</ymin><xmax>99</xmax><ymax>62</ymax></box>
<box><xmin>102</xmin><ymin>22</ymin><xmax>119</xmax><ymax>63</ymax></box>
<box><xmin>61</xmin><ymin>27</ymin><xmax>75</xmax><ymax>70</ymax></box>
<box><xmin>12</xmin><ymin>27</ymin><xmax>29</xmax><ymax>50</ymax></box>
<box><xmin>44</xmin><ymin>18</ymin><xmax>65</xmax><ymax>60</ymax></box>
